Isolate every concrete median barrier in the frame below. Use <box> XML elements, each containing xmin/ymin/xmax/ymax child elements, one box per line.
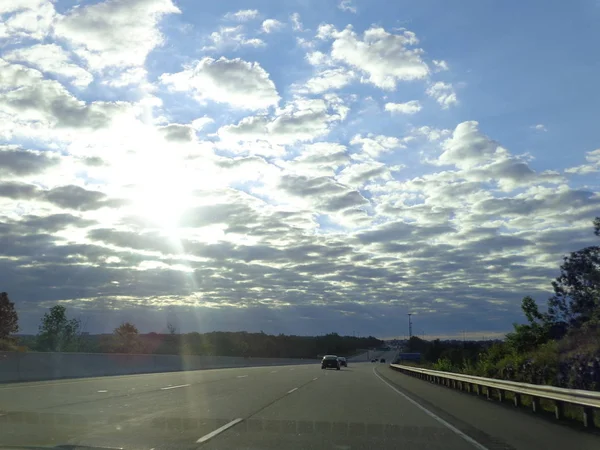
<box><xmin>0</xmin><ymin>351</ymin><xmax>312</xmax><ymax>383</ymax></box>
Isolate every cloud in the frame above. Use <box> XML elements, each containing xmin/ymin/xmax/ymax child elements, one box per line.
<box><xmin>437</xmin><ymin>121</ymin><xmax>507</xmax><ymax>169</ymax></box>
<box><xmin>385</xmin><ymin>100</ymin><xmax>422</xmax><ymax>115</ymax></box>
<box><xmin>0</xmin><ymin>145</ymin><xmax>60</xmax><ymax>177</ymax></box>
<box><xmin>432</xmin><ymin>60</ymin><xmax>449</xmax><ymax>72</ymax></box>
<box><xmin>338</xmin><ymin>0</ymin><xmax>357</xmax><ymax>13</ymax></box>
<box><xmin>0</xmin><ymin>59</ymin><xmax>131</xmax><ymax>130</ymax></box>
<box><xmin>53</xmin><ymin>0</ymin><xmax>180</xmax><ymax>70</ymax></box>
<box><xmin>224</xmin><ymin>9</ymin><xmax>259</xmax><ymax>22</ymax></box>
<box><xmin>426</xmin><ymin>81</ymin><xmax>458</xmax><ymax>108</ymax></box>
<box><xmin>158</xmin><ymin>124</ymin><xmax>195</xmax><ymax>142</ymax></box>
<box><xmin>160</xmin><ymin>57</ymin><xmax>280</xmax><ymax>110</ymax></box>
<box><xmin>317</xmin><ymin>25</ymin><xmax>429</xmax><ymax>89</ymax></box>
<box><xmin>565</xmin><ymin>149</ymin><xmax>600</xmax><ymax>175</ymax></box>
<box><xmin>277</xmin><ymin>174</ymin><xmax>369</xmax><ymax>213</ymax></box>
<box><xmin>0</xmin><ymin>0</ymin><xmax>55</xmax><ymax>41</ymax></box>
<box><xmin>300</xmin><ymin>68</ymin><xmax>356</xmax><ymax>94</ymax></box>
<box><xmin>337</xmin><ymin>161</ymin><xmax>393</xmax><ymax>187</ymax></box>
<box><xmin>0</xmin><ymin>182</ymin><xmax>123</xmax><ymax>210</ymax></box>
<box><xmin>290</xmin><ymin>13</ymin><xmax>303</xmax><ymax>31</ymax></box>
<box><xmin>350</xmin><ymin>134</ymin><xmax>406</xmax><ymax>159</ymax></box>
<box><xmin>4</xmin><ymin>44</ymin><xmax>93</xmax><ymax>88</ymax></box>
<box><xmin>218</xmin><ymin>97</ymin><xmax>346</xmax><ymax>148</ymax></box>
<box><xmin>204</xmin><ymin>25</ymin><xmax>266</xmax><ymax>51</ymax></box>
<box><xmin>261</xmin><ymin>19</ymin><xmax>284</xmax><ymax>33</ymax></box>
<box><xmin>530</xmin><ymin>124</ymin><xmax>547</xmax><ymax>132</ymax></box>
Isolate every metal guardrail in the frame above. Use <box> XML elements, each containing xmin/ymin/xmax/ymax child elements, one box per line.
<box><xmin>390</xmin><ymin>363</ymin><xmax>600</xmax><ymax>428</ymax></box>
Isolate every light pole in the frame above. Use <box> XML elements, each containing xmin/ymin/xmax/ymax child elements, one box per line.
<box><xmin>407</xmin><ymin>313</ymin><xmax>412</xmax><ymax>351</ymax></box>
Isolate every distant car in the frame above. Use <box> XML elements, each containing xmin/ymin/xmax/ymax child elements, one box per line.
<box><xmin>371</xmin><ymin>359</ymin><xmax>377</xmax><ymax>363</ymax></box>
<box><xmin>338</xmin><ymin>357</ymin><xmax>347</xmax><ymax>367</ymax></box>
<box><xmin>322</xmin><ymin>355</ymin><xmax>341</xmax><ymax>370</ymax></box>
<box><xmin>380</xmin><ymin>358</ymin><xmax>386</xmax><ymax>363</ymax></box>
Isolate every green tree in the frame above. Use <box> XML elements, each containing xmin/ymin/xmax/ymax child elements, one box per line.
<box><xmin>112</xmin><ymin>322</ymin><xmax>142</xmax><ymax>353</ymax></box>
<box><xmin>0</xmin><ymin>292</ymin><xmax>19</xmax><ymax>340</ymax></box>
<box><xmin>547</xmin><ymin>218</ymin><xmax>600</xmax><ymax>329</ymax></box>
<box><xmin>37</xmin><ymin>305</ymin><xmax>81</xmax><ymax>352</ymax></box>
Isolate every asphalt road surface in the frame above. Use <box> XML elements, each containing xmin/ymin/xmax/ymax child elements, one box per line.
<box><xmin>0</xmin><ymin>351</ymin><xmax>598</xmax><ymax>450</ymax></box>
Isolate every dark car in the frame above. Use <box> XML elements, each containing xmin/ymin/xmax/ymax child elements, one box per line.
<box><xmin>380</xmin><ymin>358</ymin><xmax>386</xmax><ymax>363</ymax></box>
<box><xmin>322</xmin><ymin>355</ymin><xmax>341</xmax><ymax>370</ymax></box>
<box><xmin>338</xmin><ymin>357</ymin><xmax>347</xmax><ymax>367</ymax></box>
<box><xmin>371</xmin><ymin>359</ymin><xmax>377</xmax><ymax>362</ymax></box>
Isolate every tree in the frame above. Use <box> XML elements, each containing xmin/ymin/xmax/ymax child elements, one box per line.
<box><xmin>547</xmin><ymin>219</ymin><xmax>600</xmax><ymax>329</ymax></box>
<box><xmin>37</xmin><ymin>305</ymin><xmax>81</xmax><ymax>352</ymax></box>
<box><xmin>0</xmin><ymin>292</ymin><xmax>19</xmax><ymax>340</ymax></box>
<box><xmin>112</xmin><ymin>322</ymin><xmax>142</xmax><ymax>353</ymax></box>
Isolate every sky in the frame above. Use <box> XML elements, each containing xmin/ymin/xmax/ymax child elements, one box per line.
<box><xmin>1</xmin><ymin>0</ymin><xmax>599</xmax><ymax>339</ymax></box>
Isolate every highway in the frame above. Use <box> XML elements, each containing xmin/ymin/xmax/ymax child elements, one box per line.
<box><xmin>0</xmin><ymin>350</ymin><xmax>598</xmax><ymax>450</ymax></box>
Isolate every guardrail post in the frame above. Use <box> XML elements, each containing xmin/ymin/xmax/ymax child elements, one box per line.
<box><xmin>554</xmin><ymin>401</ymin><xmax>564</xmax><ymax>420</ymax></box>
<box><xmin>582</xmin><ymin>407</ymin><xmax>595</xmax><ymax>428</ymax></box>
<box><xmin>497</xmin><ymin>390</ymin><xmax>505</xmax><ymax>402</ymax></box>
<box><xmin>486</xmin><ymin>387</ymin><xmax>492</xmax><ymax>400</ymax></box>
<box><xmin>474</xmin><ymin>384</ymin><xmax>480</xmax><ymax>396</ymax></box>
<box><xmin>513</xmin><ymin>393</ymin><xmax>521</xmax><ymax>407</ymax></box>
<box><xmin>531</xmin><ymin>397</ymin><xmax>540</xmax><ymax>413</ymax></box>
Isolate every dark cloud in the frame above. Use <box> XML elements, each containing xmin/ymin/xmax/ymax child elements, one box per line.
<box><xmin>0</xmin><ymin>146</ymin><xmax>59</xmax><ymax>176</ymax></box>
<box><xmin>158</xmin><ymin>124</ymin><xmax>195</xmax><ymax>142</ymax></box>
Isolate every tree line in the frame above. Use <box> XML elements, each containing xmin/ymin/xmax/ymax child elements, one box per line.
<box><xmin>0</xmin><ymin>297</ymin><xmax>383</xmax><ymax>358</ymax></box>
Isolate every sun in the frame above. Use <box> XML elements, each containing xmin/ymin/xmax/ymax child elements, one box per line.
<box><xmin>127</xmin><ymin>154</ymin><xmax>196</xmax><ymax>232</ymax></box>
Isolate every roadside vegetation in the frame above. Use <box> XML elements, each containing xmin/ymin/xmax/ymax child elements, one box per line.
<box><xmin>410</xmin><ymin>217</ymin><xmax>600</xmax><ymax>392</ymax></box>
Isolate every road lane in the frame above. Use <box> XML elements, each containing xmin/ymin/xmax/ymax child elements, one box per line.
<box><xmin>374</xmin><ymin>365</ymin><xmax>600</xmax><ymax>450</ymax></box>
<box><xmin>1</xmin><ymin>360</ymin><xmax>598</xmax><ymax>450</ymax></box>
<box><xmin>202</xmin><ymin>361</ymin><xmax>473</xmax><ymax>450</ymax></box>
<box><xmin>0</xmin><ymin>363</ymin><xmax>320</xmax><ymax>448</ymax></box>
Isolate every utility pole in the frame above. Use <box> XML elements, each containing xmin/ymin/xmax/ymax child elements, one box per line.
<box><xmin>407</xmin><ymin>313</ymin><xmax>413</xmax><ymax>351</ymax></box>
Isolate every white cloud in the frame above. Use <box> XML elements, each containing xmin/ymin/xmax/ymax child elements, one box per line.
<box><xmin>565</xmin><ymin>149</ymin><xmax>600</xmax><ymax>175</ymax></box>
<box><xmin>224</xmin><ymin>9</ymin><xmax>259</xmax><ymax>22</ymax></box>
<box><xmin>300</xmin><ymin>68</ymin><xmax>356</xmax><ymax>94</ymax></box>
<box><xmin>191</xmin><ymin>116</ymin><xmax>215</xmax><ymax>130</ymax></box>
<box><xmin>4</xmin><ymin>44</ymin><xmax>93</xmax><ymax>88</ymax></box>
<box><xmin>350</xmin><ymin>134</ymin><xmax>406</xmax><ymax>160</ymax></box>
<box><xmin>0</xmin><ymin>0</ymin><xmax>55</xmax><ymax>41</ymax></box>
<box><xmin>318</xmin><ymin>25</ymin><xmax>429</xmax><ymax>90</ymax></box>
<box><xmin>261</xmin><ymin>19</ymin><xmax>284</xmax><ymax>33</ymax></box>
<box><xmin>338</xmin><ymin>0</ymin><xmax>357</xmax><ymax>13</ymax></box>
<box><xmin>160</xmin><ymin>57</ymin><xmax>280</xmax><ymax>110</ymax></box>
<box><xmin>432</xmin><ymin>60</ymin><xmax>449</xmax><ymax>72</ymax></box>
<box><xmin>53</xmin><ymin>0</ymin><xmax>180</xmax><ymax>70</ymax></box>
<box><xmin>290</xmin><ymin>12</ymin><xmax>303</xmax><ymax>31</ymax></box>
<box><xmin>338</xmin><ymin>161</ymin><xmax>392</xmax><ymax>187</ymax></box>
<box><xmin>531</xmin><ymin>124</ymin><xmax>547</xmax><ymax>132</ymax></box>
<box><xmin>426</xmin><ymin>81</ymin><xmax>458</xmax><ymax>108</ymax></box>
<box><xmin>385</xmin><ymin>100</ymin><xmax>422</xmax><ymax>115</ymax></box>
<box><xmin>205</xmin><ymin>25</ymin><xmax>266</xmax><ymax>51</ymax></box>
<box><xmin>437</xmin><ymin>121</ymin><xmax>508</xmax><ymax>169</ymax></box>
<box><xmin>218</xmin><ymin>97</ymin><xmax>346</xmax><ymax>149</ymax></box>
<box><xmin>412</xmin><ymin>126</ymin><xmax>451</xmax><ymax>142</ymax></box>
<box><xmin>0</xmin><ymin>60</ymin><xmax>133</xmax><ymax>132</ymax></box>
<box><xmin>306</xmin><ymin>51</ymin><xmax>330</xmax><ymax>66</ymax></box>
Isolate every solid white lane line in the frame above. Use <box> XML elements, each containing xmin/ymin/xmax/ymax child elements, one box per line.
<box><xmin>287</xmin><ymin>387</ymin><xmax>298</xmax><ymax>394</ymax></box>
<box><xmin>160</xmin><ymin>384</ymin><xmax>190</xmax><ymax>390</ymax></box>
<box><xmin>372</xmin><ymin>368</ymin><xmax>489</xmax><ymax>450</ymax></box>
<box><xmin>196</xmin><ymin>418</ymin><xmax>243</xmax><ymax>444</ymax></box>
<box><xmin>237</xmin><ymin>375</ymin><xmax>248</xmax><ymax>378</ymax></box>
